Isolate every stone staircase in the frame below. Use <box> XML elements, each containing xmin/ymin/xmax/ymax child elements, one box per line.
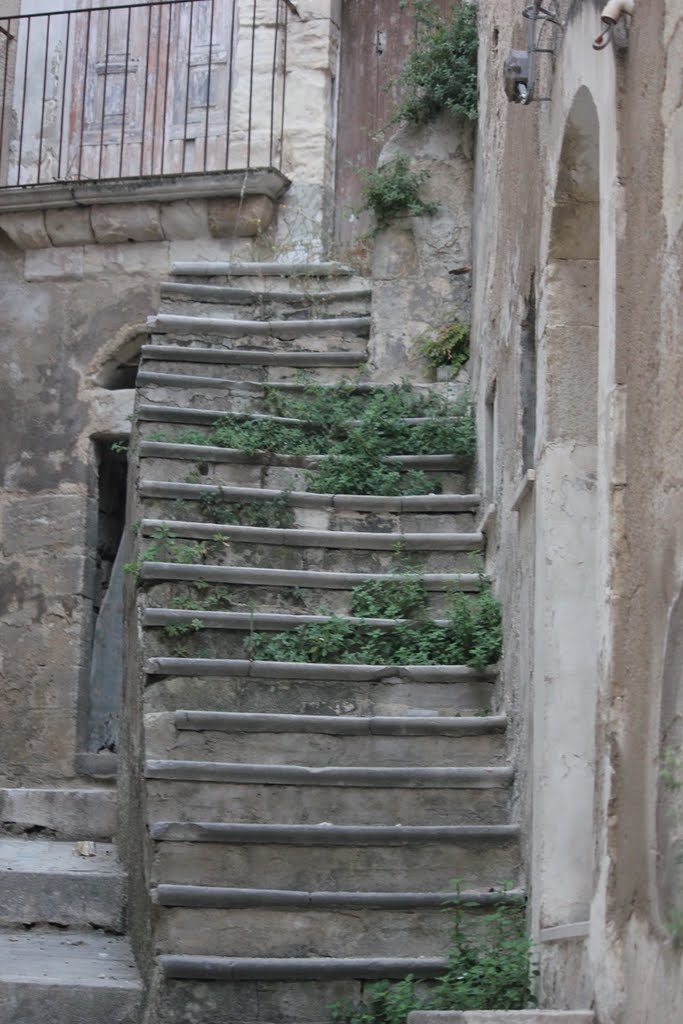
<box><xmin>0</xmin><ymin>787</ymin><xmax>142</xmax><ymax>1023</ymax></box>
<box><xmin>125</xmin><ymin>261</ymin><xmax>521</xmax><ymax>1023</ymax></box>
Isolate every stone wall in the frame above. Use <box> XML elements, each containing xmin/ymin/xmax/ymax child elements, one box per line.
<box><xmin>472</xmin><ymin>0</ymin><xmax>683</xmax><ymax>1019</ymax></box>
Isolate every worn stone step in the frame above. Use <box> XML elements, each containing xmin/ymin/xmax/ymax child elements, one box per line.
<box><xmin>143</xmin><ymin>659</ymin><xmax>496</xmax><ymax>717</ymax></box>
<box><xmin>144</xmin><ymin>768</ymin><xmax>511</xmax><ymax>827</ymax></box>
<box><xmin>147</xmin><ymin>313</ymin><xmax>371</xmax><ymax>345</ymax></box>
<box><xmin>139</xmin><ymin>360</ymin><xmax>364</xmax><ymax>389</ymax></box>
<box><xmin>161</xmin><ymin>952</ymin><xmax>449</xmax><ymax>983</ymax></box>
<box><xmin>143</xmin><ymin>711</ymin><xmax>508</xmax><ymax>767</ymax></box>
<box><xmin>161</xmin><ymin>279</ymin><xmax>371</xmax><ymax>303</ymax></box>
<box><xmin>0</xmin><ymin>927</ymin><xmax>142</xmax><ymax>1024</ymax></box>
<box><xmin>154</xmin><ymin>884</ymin><xmax>522</xmax><ymax>910</ymax></box>
<box><xmin>152</xmin><ymin>824</ymin><xmax>520</xmax><ymax>892</ymax></box>
<box><xmin>142</xmin><ymin>344</ymin><xmax>366</xmax><ymax>367</ymax></box>
<box><xmin>155</xmin><ymin>904</ymin><xmax>454</xmax><ymax>958</ymax></box>
<box><xmin>0</xmin><ymin>787</ymin><xmax>117</xmax><ymax>840</ymax></box>
<box><xmin>158</xmin><ymin>287</ymin><xmax>371</xmax><ymax>323</ymax></box>
<box><xmin>409</xmin><ymin>1015</ymin><xmax>594</xmax><ymax>1024</ymax></box>
<box><xmin>138</xmin><ymin>442</ymin><xmax>469</xmax><ymax>492</ymax></box>
<box><xmin>0</xmin><ymin>838</ymin><xmax>125</xmax><ymax>930</ymax></box>
<box><xmin>170</xmin><ymin>260</ymin><xmax>361</xmax><ymax>282</ymax></box>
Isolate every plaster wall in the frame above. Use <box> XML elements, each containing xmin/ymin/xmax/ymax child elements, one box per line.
<box><xmin>472</xmin><ymin>0</ymin><xmax>683</xmax><ymax>1019</ymax></box>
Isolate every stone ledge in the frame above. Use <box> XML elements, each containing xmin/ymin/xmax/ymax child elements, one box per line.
<box><xmin>0</xmin><ymin>169</ymin><xmax>289</xmax><ymax>250</ymax></box>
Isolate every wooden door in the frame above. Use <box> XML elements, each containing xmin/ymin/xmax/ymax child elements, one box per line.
<box><xmin>334</xmin><ymin>0</ymin><xmax>454</xmax><ymax>244</ymax></box>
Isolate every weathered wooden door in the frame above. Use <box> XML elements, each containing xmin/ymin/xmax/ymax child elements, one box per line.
<box><xmin>334</xmin><ymin>0</ymin><xmax>454</xmax><ymax>244</ymax></box>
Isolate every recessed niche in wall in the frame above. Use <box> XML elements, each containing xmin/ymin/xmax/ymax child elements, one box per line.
<box><xmin>95</xmin><ymin>332</ymin><xmax>144</xmax><ymax>390</ymax></box>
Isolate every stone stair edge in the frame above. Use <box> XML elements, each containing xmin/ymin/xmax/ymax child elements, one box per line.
<box><xmin>170</xmin><ymin>261</ymin><xmax>359</xmax><ymax>278</ymax></box>
<box><xmin>140</xmin><ymin>346</ymin><xmax>364</xmax><ymax>366</ymax></box>
<box><xmin>171</xmin><ymin>710</ymin><xmax>507</xmax><ymax>735</ymax></box>
<box><xmin>140</xmin><ymin>563</ymin><xmax>484</xmax><ymax>591</ymax></box>
<box><xmin>160</xmin><ymin>953</ymin><xmax>448</xmax><ymax>981</ymax></box>
<box><xmin>143</xmin><ymin>607</ymin><xmax>462</xmax><ymax>632</ymax></box>
<box><xmin>136</xmin><ymin>402</ymin><xmax>466</xmax><ymax>428</ymax></box>
<box><xmin>143</xmin><ymin>657</ymin><xmax>498</xmax><ymax>682</ymax></box>
<box><xmin>147</xmin><ymin>313</ymin><xmax>371</xmax><ymax>336</ymax></box>
<box><xmin>153</xmin><ymin>884</ymin><xmax>524</xmax><ymax>909</ymax></box>
<box><xmin>138</xmin><ymin>479</ymin><xmax>481</xmax><ymax>511</ymax></box>
<box><xmin>143</xmin><ymin>760</ymin><xmax>513</xmax><ymax>788</ymax></box>
<box><xmin>150</xmin><ymin>822</ymin><xmax>519</xmax><ymax>845</ymax></box>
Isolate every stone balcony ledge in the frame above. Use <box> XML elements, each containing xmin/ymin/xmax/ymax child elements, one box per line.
<box><xmin>0</xmin><ymin>168</ymin><xmax>290</xmax><ymax>250</ymax></box>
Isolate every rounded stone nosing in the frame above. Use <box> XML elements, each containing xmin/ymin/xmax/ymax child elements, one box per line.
<box><xmin>170</xmin><ymin>261</ymin><xmax>356</xmax><ymax>278</ymax></box>
<box><xmin>144</xmin><ymin>657</ymin><xmax>497</xmax><ymax>683</ymax></box>
<box><xmin>143</xmin><ymin>759</ymin><xmax>514</xmax><ymax>788</ymax></box>
<box><xmin>139</xmin><ymin>518</ymin><xmax>484</xmax><ymax>552</ymax></box>
<box><xmin>143</xmin><ymin>608</ymin><xmax>450</xmax><ymax>632</ymax></box>
<box><xmin>141</xmin><ymin>345</ymin><xmax>365</xmax><ymax>366</ymax></box>
<box><xmin>159</xmin><ymin>954</ymin><xmax>448</xmax><ymax>982</ymax></box>
<box><xmin>149</xmin><ymin>822</ymin><xmax>519</xmax><ymax>845</ymax></box>
<box><xmin>172</xmin><ymin>710</ymin><xmax>508</xmax><ymax>736</ymax></box>
<box><xmin>154</xmin><ymin>884</ymin><xmax>524</xmax><ymax>910</ymax></box>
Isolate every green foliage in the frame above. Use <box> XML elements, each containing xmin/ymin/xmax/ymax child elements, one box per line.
<box><xmin>124</xmin><ymin>523</ymin><xmax>219</xmax><ymax>584</ymax></box>
<box><xmin>331</xmin><ymin>900</ymin><xmax>535</xmax><ymax>1024</ymax></box>
<box><xmin>151</xmin><ymin>383</ymin><xmax>475</xmax><ymax>498</ymax></box>
<box><xmin>197</xmin><ymin>488</ymin><xmax>295</xmax><ymax>529</ymax></box>
<box><xmin>358</xmin><ymin>155</ymin><xmax>438</xmax><ymax>231</ymax></box>
<box><xmin>162</xmin><ymin>617</ymin><xmax>205</xmax><ymax>657</ymax></box>
<box><xmin>394</xmin><ymin>1</ymin><xmax>478</xmax><ymax>125</ymax></box>
<box><xmin>168</xmin><ymin>586</ymin><xmax>233</xmax><ymax>612</ymax></box>
<box><xmin>417</xmin><ymin>321</ymin><xmax>470</xmax><ymax>375</ymax></box>
<box><xmin>246</xmin><ymin>580</ymin><xmax>501</xmax><ymax>669</ymax></box>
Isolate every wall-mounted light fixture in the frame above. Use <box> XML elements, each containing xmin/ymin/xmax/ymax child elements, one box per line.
<box><xmin>504</xmin><ymin>2</ymin><xmax>561</xmax><ymax>104</ymax></box>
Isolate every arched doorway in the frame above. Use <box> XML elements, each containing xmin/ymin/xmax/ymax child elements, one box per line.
<box><xmin>532</xmin><ymin>86</ymin><xmax>600</xmax><ymax>931</ymax></box>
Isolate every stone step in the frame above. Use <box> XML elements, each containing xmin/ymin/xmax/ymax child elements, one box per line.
<box><xmin>144</xmin><ymin>711</ymin><xmax>508</xmax><ymax>767</ymax></box>
<box><xmin>409</xmin><ymin>1015</ymin><xmax>594</xmax><ymax>1024</ymax></box>
<box><xmin>0</xmin><ymin>927</ymin><xmax>142</xmax><ymax>1024</ymax></box>
<box><xmin>170</xmin><ymin>260</ymin><xmax>358</xmax><ymax>281</ymax></box>
<box><xmin>139</xmin><ymin>360</ymin><xmax>364</xmax><ymax>388</ymax></box>
<box><xmin>143</xmin><ymin>659</ymin><xmax>497</xmax><ymax>717</ymax></box>
<box><xmin>161</xmin><ymin>953</ymin><xmax>449</xmax><ymax>982</ymax></box>
<box><xmin>144</xmin><ymin>765</ymin><xmax>511</xmax><ymax>826</ymax></box>
<box><xmin>0</xmin><ymin>838</ymin><xmax>125</xmax><ymax>930</ymax></box>
<box><xmin>142</xmin><ymin>343</ymin><xmax>367</xmax><ymax>367</ymax></box>
<box><xmin>151</xmin><ymin>823</ymin><xmax>520</xmax><ymax>892</ymax></box>
<box><xmin>0</xmin><ymin>787</ymin><xmax>116</xmax><ymax>841</ymax></box>
<box><xmin>155</xmin><ymin>884</ymin><xmax>522</xmax><ymax>909</ymax></box>
<box><xmin>147</xmin><ymin>313</ymin><xmax>371</xmax><ymax>343</ymax></box>
<box><xmin>158</xmin><ymin>284</ymin><xmax>371</xmax><ymax>322</ymax></box>
<box><xmin>154</xmin><ymin>903</ymin><xmax>459</xmax><ymax>958</ymax></box>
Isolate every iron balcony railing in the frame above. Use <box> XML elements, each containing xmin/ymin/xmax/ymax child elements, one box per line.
<box><xmin>0</xmin><ymin>0</ymin><xmax>290</xmax><ymax>188</ymax></box>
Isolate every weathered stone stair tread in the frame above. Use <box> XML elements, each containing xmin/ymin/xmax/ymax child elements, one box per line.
<box><xmin>145</xmin><ymin>608</ymin><xmax>455</xmax><ymax>633</ymax></box>
<box><xmin>151</xmin><ymin>822</ymin><xmax>518</xmax><ymax>843</ymax></box>
<box><xmin>145</xmin><ymin>760</ymin><xmax>513</xmax><ymax>788</ymax></box>
<box><xmin>171</xmin><ymin>261</ymin><xmax>356</xmax><ymax>278</ymax></box>
<box><xmin>154</xmin><ymin>884</ymin><xmax>522</xmax><ymax>909</ymax></box>
<box><xmin>140</xmin><ymin>518</ymin><xmax>482</xmax><ymax>551</ymax></box>
<box><xmin>137</xmin><ymin>403</ymin><xmax>460</xmax><ymax>429</ymax></box>
<box><xmin>0</xmin><ymin>839</ymin><xmax>124</xmax><ymax>929</ymax></box>
<box><xmin>142</xmin><ymin>562</ymin><xmax>482</xmax><ymax>591</ymax></box>
<box><xmin>174</xmin><ymin>711</ymin><xmax>507</xmax><ymax>735</ymax></box>
<box><xmin>141</xmin><ymin>343</ymin><xmax>365</xmax><ymax>365</ymax></box>
<box><xmin>148</xmin><ymin>313</ymin><xmax>371</xmax><ymax>336</ymax></box>
<box><xmin>145</xmin><ymin>657</ymin><xmax>496</xmax><ymax>681</ymax></box>
<box><xmin>139</xmin><ymin>480</ymin><xmax>480</xmax><ymax>512</ymax></box>
<box><xmin>159</xmin><ymin>954</ymin><xmax>450</xmax><ymax>982</ymax></box>
<box><xmin>139</xmin><ymin>439</ymin><xmax>467</xmax><ymax>469</ymax></box>
<box><xmin>0</xmin><ymin>928</ymin><xmax>142</xmax><ymax>1021</ymax></box>
<box><xmin>0</xmin><ymin>787</ymin><xmax>117</xmax><ymax>840</ymax></box>
<box><xmin>161</xmin><ymin>281</ymin><xmax>371</xmax><ymax>303</ymax></box>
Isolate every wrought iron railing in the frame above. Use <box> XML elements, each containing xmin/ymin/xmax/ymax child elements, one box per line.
<box><xmin>0</xmin><ymin>0</ymin><xmax>289</xmax><ymax>188</ymax></box>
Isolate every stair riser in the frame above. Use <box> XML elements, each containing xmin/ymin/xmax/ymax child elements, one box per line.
<box><xmin>139</xmin><ymin>362</ymin><xmax>365</xmax><ymax>390</ymax></box>
<box><xmin>144</xmin><ymin>676</ymin><xmax>495</xmax><ymax>717</ymax></box>
<box><xmin>0</xmin><ymin>984</ymin><xmax>141</xmax><ymax>1024</ymax></box>
<box><xmin>154</xmin><ymin>905</ymin><xmax>458</xmax><ymax>958</ymax></box>
<box><xmin>144</xmin><ymin>779</ymin><xmax>509</xmax><ymax>826</ymax></box>
<box><xmin>139</xmin><ymin>456</ymin><xmax>469</xmax><ymax>494</ymax></box>
<box><xmin>143</xmin><ymin>717</ymin><xmax>507</xmax><ymax>767</ymax></box>
<box><xmin>153</xmin><ymin>839</ymin><xmax>520</xmax><ymax>891</ymax></box>
<box><xmin>158</xmin><ymin>297</ymin><xmax>371</xmax><ymax>321</ymax></box>
<box><xmin>139</xmin><ymin>499</ymin><xmax>476</xmax><ymax>533</ymax></box>
<box><xmin>0</xmin><ymin>789</ymin><xmax>117</xmax><ymax>841</ymax></box>
<box><xmin>0</xmin><ymin>872</ymin><xmax>125</xmax><ymax>930</ymax></box>
<box><xmin>142</xmin><ymin>581</ymin><xmax>463</xmax><ymax>618</ymax></box>
<box><xmin>149</xmin><ymin>329</ymin><xmax>370</xmax><ymax>352</ymax></box>
<box><xmin>138</xmin><ymin>542</ymin><xmax>480</xmax><ymax>577</ymax></box>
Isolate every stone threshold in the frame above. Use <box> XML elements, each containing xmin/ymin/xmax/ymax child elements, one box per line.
<box><xmin>0</xmin><ymin>168</ymin><xmax>290</xmax><ymax>250</ymax></box>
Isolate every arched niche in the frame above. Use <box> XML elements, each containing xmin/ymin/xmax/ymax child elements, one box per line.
<box><xmin>532</xmin><ymin>86</ymin><xmax>600</xmax><ymax>929</ymax></box>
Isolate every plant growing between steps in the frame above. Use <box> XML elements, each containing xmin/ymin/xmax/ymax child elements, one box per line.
<box><xmin>245</xmin><ymin>580</ymin><xmax>501</xmax><ymax>670</ymax></box>
<box><xmin>148</xmin><ymin>383</ymin><xmax>475</xmax><ymax>498</ymax></box>
<box><xmin>197</xmin><ymin>487</ymin><xmax>295</xmax><ymax>529</ymax></box>
<box><xmin>330</xmin><ymin>897</ymin><xmax>535</xmax><ymax>1024</ymax></box>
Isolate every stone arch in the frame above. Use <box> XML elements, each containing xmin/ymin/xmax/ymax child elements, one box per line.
<box><xmin>532</xmin><ymin>85</ymin><xmax>600</xmax><ymax>930</ymax></box>
<box><xmin>657</xmin><ymin>576</ymin><xmax>683</xmax><ymax>935</ymax></box>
